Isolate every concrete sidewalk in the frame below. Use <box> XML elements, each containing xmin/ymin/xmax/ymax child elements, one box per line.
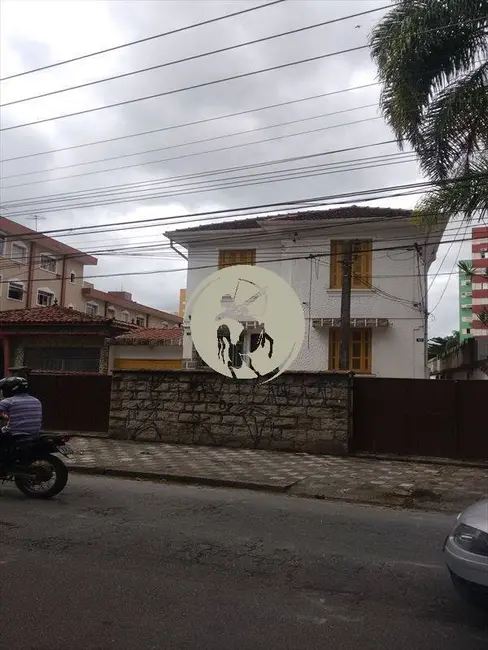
<box><xmin>65</xmin><ymin>437</ymin><xmax>488</xmax><ymax>513</ymax></box>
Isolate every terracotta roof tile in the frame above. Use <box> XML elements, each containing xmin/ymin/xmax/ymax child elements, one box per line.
<box><xmin>167</xmin><ymin>205</ymin><xmax>414</xmax><ymax>235</ymax></box>
<box><xmin>113</xmin><ymin>327</ymin><xmax>183</xmax><ymax>344</ymax></box>
<box><xmin>0</xmin><ymin>305</ymin><xmax>124</xmax><ymax>325</ymax></box>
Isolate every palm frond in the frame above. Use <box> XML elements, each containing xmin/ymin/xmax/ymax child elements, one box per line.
<box><xmin>458</xmin><ymin>260</ymin><xmax>476</xmax><ymax>276</ymax></box>
<box><xmin>416</xmin><ymin>62</ymin><xmax>488</xmax><ymax>180</ymax></box>
<box><xmin>413</xmin><ymin>157</ymin><xmax>488</xmax><ymax>224</ymax></box>
<box><xmin>370</xmin><ymin>0</ymin><xmax>488</xmax><ymax>148</ymax></box>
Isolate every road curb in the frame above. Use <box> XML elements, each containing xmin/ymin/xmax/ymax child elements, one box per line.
<box><xmin>68</xmin><ymin>465</ymin><xmax>465</xmax><ymax>513</ymax></box>
<box><xmin>68</xmin><ymin>465</ymin><xmax>291</xmax><ymax>493</ymax></box>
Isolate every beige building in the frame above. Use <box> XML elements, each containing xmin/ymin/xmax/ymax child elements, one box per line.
<box><xmin>82</xmin><ymin>284</ymin><xmax>181</xmax><ymax>328</ymax></box>
<box><xmin>0</xmin><ymin>216</ymin><xmax>181</xmax><ymax>328</ymax></box>
<box><xmin>0</xmin><ymin>216</ymin><xmax>97</xmax><ymax>312</ymax></box>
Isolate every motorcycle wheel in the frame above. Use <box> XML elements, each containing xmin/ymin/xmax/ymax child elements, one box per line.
<box><xmin>14</xmin><ymin>453</ymin><xmax>69</xmax><ymax>499</ymax></box>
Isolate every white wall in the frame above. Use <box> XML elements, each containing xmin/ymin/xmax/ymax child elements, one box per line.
<box><xmin>183</xmin><ymin>220</ymin><xmax>438</xmax><ymax>379</ymax></box>
<box><xmin>113</xmin><ymin>345</ymin><xmax>182</xmax><ymax>360</ymax></box>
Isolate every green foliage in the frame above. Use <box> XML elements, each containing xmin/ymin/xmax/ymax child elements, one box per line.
<box><xmin>370</xmin><ymin>0</ymin><xmax>488</xmax><ymax>224</ymax></box>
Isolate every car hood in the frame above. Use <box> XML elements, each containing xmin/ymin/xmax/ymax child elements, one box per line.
<box><xmin>457</xmin><ymin>499</ymin><xmax>488</xmax><ymax>533</ymax></box>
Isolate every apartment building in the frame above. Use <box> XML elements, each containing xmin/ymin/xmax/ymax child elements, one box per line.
<box><xmin>82</xmin><ymin>284</ymin><xmax>181</xmax><ymax>327</ymax></box>
<box><xmin>0</xmin><ymin>216</ymin><xmax>98</xmax><ymax>312</ymax></box>
<box><xmin>459</xmin><ymin>225</ymin><xmax>488</xmax><ymax>339</ymax></box>
<box><xmin>0</xmin><ymin>216</ymin><xmax>182</xmax><ymax>328</ymax></box>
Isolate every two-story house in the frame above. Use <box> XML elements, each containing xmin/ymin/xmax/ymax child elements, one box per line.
<box><xmin>166</xmin><ymin>205</ymin><xmax>445</xmax><ymax>379</ymax></box>
<box><xmin>0</xmin><ymin>216</ymin><xmax>97</xmax><ymax>311</ymax></box>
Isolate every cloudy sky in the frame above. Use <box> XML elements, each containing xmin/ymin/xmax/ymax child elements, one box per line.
<box><xmin>0</xmin><ymin>0</ymin><xmax>474</xmax><ymax>335</ymax></box>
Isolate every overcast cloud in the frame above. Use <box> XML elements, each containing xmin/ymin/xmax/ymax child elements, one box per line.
<box><xmin>0</xmin><ymin>0</ymin><xmax>472</xmax><ymax>334</ymax></box>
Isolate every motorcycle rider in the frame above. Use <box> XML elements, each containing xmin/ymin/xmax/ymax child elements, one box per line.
<box><xmin>0</xmin><ymin>376</ymin><xmax>43</xmax><ymax>441</ymax></box>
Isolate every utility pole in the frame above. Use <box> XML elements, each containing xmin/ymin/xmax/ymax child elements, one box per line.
<box><xmin>339</xmin><ymin>240</ymin><xmax>353</xmax><ymax>370</ymax></box>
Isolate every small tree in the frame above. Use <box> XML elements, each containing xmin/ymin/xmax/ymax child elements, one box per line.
<box><xmin>458</xmin><ymin>260</ymin><xmax>476</xmax><ymax>277</ymax></box>
<box><xmin>478</xmin><ymin>309</ymin><xmax>488</xmax><ymax>327</ymax></box>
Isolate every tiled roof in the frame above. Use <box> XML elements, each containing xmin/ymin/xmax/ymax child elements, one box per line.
<box><xmin>0</xmin><ymin>305</ymin><xmax>126</xmax><ymax>326</ymax></box>
<box><xmin>113</xmin><ymin>327</ymin><xmax>183</xmax><ymax>344</ymax></box>
<box><xmin>166</xmin><ymin>205</ymin><xmax>414</xmax><ymax>235</ymax></box>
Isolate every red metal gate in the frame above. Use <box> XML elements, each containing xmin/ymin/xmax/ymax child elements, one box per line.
<box><xmin>28</xmin><ymin>373</ymin><xmax>112</xmax><ymax>433</ymax></box>
<box><xmin>352</xmin><ymin>377</ymin><xmax>488</xmax><ymax>461</ymax></box>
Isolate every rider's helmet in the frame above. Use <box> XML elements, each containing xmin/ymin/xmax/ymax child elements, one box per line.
<box><xmin>0</xmin><ymin>376</ymin><xmax>29</xmax><ymax>398</ymax></box>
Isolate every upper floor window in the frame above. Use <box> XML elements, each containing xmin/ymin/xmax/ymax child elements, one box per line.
<box><xmin>121</xmin><ymin>310</ymin><xmax>130</xmax><ymax>322</ymax></box>
<box><xmin>330</xmin><ymin>240</ymin><xmax>372</xmax><ymax>290</ymax></box>
<box><xmin>218</xmin><ymin>249</ymin><xmax>256</xmax><ymax>269</ymax></box>
<box><xmin>7</xmin><ymin>280</ymin><xmax>24</xmax><ymax>302</ymax></box>
<box><xmin>69</xmin><ymin>271</ymin><xmax>76</xmax><ymax>284</ymax></box>
<box><xmin>37</xmin><ymin>289</ymin><xmax>55</xmax><ymax>307</ymax></box>
<box><xmin>40</xmin><ymin>253</ymin><xmax>57</xmax><ymax>273</ymax></box>
<box><xmin>136</xmin><ymin>316</ymin><xmax>145</xmax><ymax>327</ymax></box>
<box><xmin>0</xmin><ymin>235</ymin><xmax>6</xmax><ymax>257</ymax></box>
<box><xmin>11</xmin><ymin>242</ymin><xmax>28</xmax><ymax>265</ymax></box>
<box><xmin>86</xmin><ymin>302</ymin><xmax>99</xmax><ymax>316</ymax></box>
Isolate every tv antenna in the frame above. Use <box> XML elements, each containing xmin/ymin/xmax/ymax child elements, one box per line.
<box><xmin>26</xmin><ymin>215</ymin><xmax>46</xmax><ymax>231</ymax></box>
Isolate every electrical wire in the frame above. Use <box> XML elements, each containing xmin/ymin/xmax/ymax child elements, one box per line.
<box><xmin>0</xmin><ymin>85</ymin><xmax>380</xmax><ymax>164</ymax></box>
<box><xmin>2</xmin><ymin>173</ymin><xmax>486</xmax><ymax>246</ymax></box>
<box><xmin>0</xmin><ymin>231</ymin><xmax>483</xmax><ymax>286</ymax></box>
<box><xmin>1</xmin><ymin>113</ymin><xmax>384</xmax><ymax>181</ymax></box>
<box><xmin>3</xmin><ymin>151</ymin><xmax>416</xmax><ymax>208</ymax></box>
<box><xmin>0</xmin><ymin>0</ymin><xmax>287</xmax><ymax>81</ymax></box>
<box><xmin>0</xmin><ymin>9</ymin><xmax>388</xmax><ymax>108</ymax></box>
<box><xmin>0</xmin><ymin>45</ymin><xmax>370</xmax><ymax>132</ymax></box>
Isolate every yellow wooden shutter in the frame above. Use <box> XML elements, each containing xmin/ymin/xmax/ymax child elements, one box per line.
<box><xmin>218</xmin><ymin>249</ymin><xmax>256</xmax><ymax>269</ymax></box>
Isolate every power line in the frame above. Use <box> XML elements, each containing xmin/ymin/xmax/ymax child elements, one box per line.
<box><xmin>0</xmin><ymin>85</ymin><xmax>379</xmax><ymax>163</ymax></box>
<box><xmin>0</xmin><ymin>232</ymin><xmax>482</xmax><ymax>287</ymax></box>
<box><xmin>1</xmin><ymin>110</ymin><xmax>382</xmax><ymax>181</ymax></box>
<box><xmin>1</xmin><ymin>138</ymin><xmax>400</xmax><ymax>192</ymax></box>
<box><xmin>0</xmin><ymin>45</ymin><xmax>370</xmax><ymax>132</ymax></box>
<box><xmin>0</xmin><ymin>154</ymin><xmax>419</xmax><ymax>220</ymax></box>
<box><xmin>2</xmin><ymin>173</ymin><xmax>485</xmax><ymax>251</ymax></box>
<box><xmin>0</xmin><ymin>7</ymin><xmax>393</xmax><ymax>108</ymax></box>
<box><xmin>3</xmin><ymin>151</ymin><xmax>415</xmax><ymax>209</ymax></box>
<box><xmin>0</xmin><ymin>1</ymin><xmax>287</xmax><ymax>82</ymax></box>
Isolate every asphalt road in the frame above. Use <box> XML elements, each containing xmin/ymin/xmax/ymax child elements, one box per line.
<box><xmin>0</xmin><ymin>475</ymin><xmax>487</xmax><ymax>650</ymax></box>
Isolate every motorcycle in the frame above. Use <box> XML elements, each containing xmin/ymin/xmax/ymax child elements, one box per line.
<box><xmin>0</xmin><ymin>433</ymin><xmax>72</xmax><ymax>498</ymax></box>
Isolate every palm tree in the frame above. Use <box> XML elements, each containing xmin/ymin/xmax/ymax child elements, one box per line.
<box><xmin>478</xmin><ymin>308</ymin><xmax>488</xmax><ymax>326</ymax></box>
<box><xmin>370</xmin><ymin>0</ymin><xmax>488</xmax><ymax>224</ymax></box>
<box><xmin>428</xmin><ymin>330</ymin><xmax>460</xmax><ymax>359</ymax></box>
<box><xmin>457</xmin><ymin>260</ymin><xmax>476</xmax><ymax>277</ymax></box>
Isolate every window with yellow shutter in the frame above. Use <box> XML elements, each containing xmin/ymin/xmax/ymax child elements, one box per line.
<box><xmin>328</xmin><ymin>328</ymin><xmax>372</xmax><ymax>373</ymax></box>
<box><xmin>218</xmin><ymin>249</ymin><xmax>256</xmax><ymax>269</ymax></box>
<box><xmin>330</xmin><ymin>240</ymin><xmax>372</xmax><ymax>289</ymax></box>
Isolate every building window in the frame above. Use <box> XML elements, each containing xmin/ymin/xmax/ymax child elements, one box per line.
<box><xmin>11</xmin><ymin>243</ymin><xmax>28</xmax><ymax>264</ymax></box>
<box><xmin>136</xmin><ymin>316</ymin><xmax>145</xmax><ymax>327</ymax></box>
<box><xmin>7</xmin><ymin>281</ymin><xmax>24</xmax><ymax>301</ymax></box>
<box><xmin>69</xmin><ymin>271</ymin><xmax>76</xmax><ymax>284</ymax></box>
<box><xmin>218</xmin><ymin>249</ymin><xmax>256</xmax><ymax>269</ymax></box>
<box><xmin>37</xmin><ymin>289</ymin><xmax>55</xmax><ymax>306</ymax></box>
<box><xmin>330</xmin><ymin>240</ymin><xmax>373</xmax><ymax>290</ymax></box>
<box><xmin>86</xmin><ymin>302</ymin><xmax>99</xmax><ymax>316</ymax></box>
<box><xmin>121</xmin><ymin>310</ymin><xmax>130</xmax><ymax>322</ymax></box>
<box><xmin>329</xmin><ymin>328</ymin><xmax>372</xmax><ymax>373</ymax></box>
<box><xmin>24</xmin><ymin>347</ymin><xmax>100</xmax><ymax>372</ymax></box>
<box><xmin>0</xmin><ymin>235</ymin><xmax>5</xmax><ymax>257</ymax></box>
<box><xmin>40</xmin><ymin>253</ymin><xmax>57</xmax><ymax>273</ymax></box>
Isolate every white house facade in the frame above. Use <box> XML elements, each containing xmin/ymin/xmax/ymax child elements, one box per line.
<box><xmin>166</xmin><ymin>206</ymin><xmax>445</xmax><ymax>379</ymax></box>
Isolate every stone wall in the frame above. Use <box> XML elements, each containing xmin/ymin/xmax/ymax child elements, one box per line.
<box><xmin>108</xmin><ymin>370</ymin><xmax>352</xmax><ymax>455</ymax></box>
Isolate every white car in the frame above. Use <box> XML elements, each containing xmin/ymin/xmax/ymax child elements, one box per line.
<box><xmin>444</xmin><ymin>498</ymin><xmax>488</xmax><ymax>609</ymax></box>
